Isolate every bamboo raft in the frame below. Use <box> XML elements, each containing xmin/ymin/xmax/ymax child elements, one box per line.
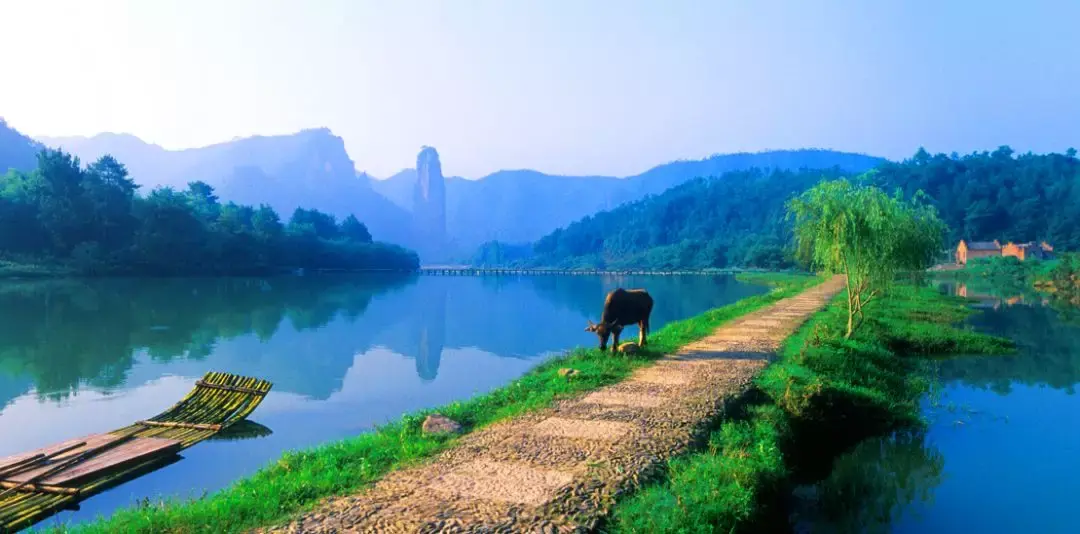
<box><xmin>0</xmin><ymin>372</ymin><xmax>272</xmax><ymax>533</ymax></box>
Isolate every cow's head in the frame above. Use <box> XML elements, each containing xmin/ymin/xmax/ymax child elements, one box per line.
<box><xmin>585</xmin><ymin>320</ymin><xmax>623</xmax><ymax>351</ymax></box>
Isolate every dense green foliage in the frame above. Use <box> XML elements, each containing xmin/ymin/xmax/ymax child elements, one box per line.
<box><xmin>869</xmin><ymin>146</ymin><xmax>1080</xmax><ymax>250</ymax></box>
<box><xmin>0</xmin><ymin>149</ymin><xmax>418</xmax><ymax>275</ymax></box>
<box><xmin>504</xmin><ymin>147</ymin><xmax>1079</xmax><ymax>270</ymax></box>
<box><xmin>611</xmin><ymin>285</ymin><xmax>1012</xmax><ymax>533</ymax></box>
<box><xmin>1049</xmin><ymin>253</ymin><xmax>1080</xmax><ymax>293</ymax></box>
<box><xmin>788</xmin><ymin>179</ymin><xmax>946</xmax><ymax>337</ymax></box>
<box><xmin>51</xmin><ymin>276</ymin><xmax>820</xmax><ymax>533</ymax></box>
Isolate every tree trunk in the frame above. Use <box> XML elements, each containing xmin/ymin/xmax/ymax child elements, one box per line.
<box><xmin>845</xmin><ymin>302</ymin><xmax>855</xmax><ymax>339</ymax></box>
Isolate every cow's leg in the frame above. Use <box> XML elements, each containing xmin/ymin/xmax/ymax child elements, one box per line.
<box><xmin>641</xmin><ymin>319</ymin><xmax>650</xmax><ymax>346</ymax></box>
<box><xmin>638</xmin><ymin>320</ymin><xmax>645</xmax><ymax>346</ymax></box>
<box><xmin>613</xmin><ymin>330</ymin><xmax>621</xmax><ymax>353</ymax></box>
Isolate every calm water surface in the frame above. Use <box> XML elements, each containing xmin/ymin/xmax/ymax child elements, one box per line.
<box><xmin>0</xmin><ymin>273</ymin><xmax>764</xmax><ymax>529</ymax></box>
<box><xmin>794</xmin><ymin>282</ymin><xmax>1080</xmax><ymax>534</ymax></box>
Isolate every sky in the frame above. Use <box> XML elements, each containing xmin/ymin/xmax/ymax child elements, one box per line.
<box><xmin>0</xmin><ymin>0</ymin><xmax>1077</xmax><ymax>178</ymax></box>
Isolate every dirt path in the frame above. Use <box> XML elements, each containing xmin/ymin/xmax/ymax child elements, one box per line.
<box><xmin>265</xmin><ymin>277</ymin><xmax>845</xmax><ymax>533</ymax></box>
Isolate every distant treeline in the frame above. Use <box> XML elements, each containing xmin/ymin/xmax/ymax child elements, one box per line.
<box><xmin>0</xmin><ymin>149</ymin><xmax>419</xmax><ymax>275</ymax></box>
<box><xmin>473</xmin><ymin>167</ymin><xmax>832</xmax><ymax>270</ymax></box>
<box><xmin>474</xmin><ymin>147</ymin><xmax>1080</xmax><ymax>270</ymax></box>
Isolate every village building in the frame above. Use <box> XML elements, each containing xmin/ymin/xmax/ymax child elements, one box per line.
<box><xmin>1001</xmin><ymin>241</ymin><xmax>1054</xmax><ymax>261</ymax></box>
<box><xmin>956</xmin><ymin>239</ymin><xmax>1054</xmax><ymax>265</ymax></box>
<box><xmin>956</xmin><ymin>240</ymin><xmax>1001</xmax><ymax>265</ymax></box>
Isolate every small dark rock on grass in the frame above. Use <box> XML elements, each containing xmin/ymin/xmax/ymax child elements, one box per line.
<box><xmin>421</xmin><ymin>414</ymin><xmax>462</xmax><ymax>436</ymax></box>
<box><xmin>558</xmin><ymin>368</ymin><xmax>580</xmax><ymax>378</ymax></box>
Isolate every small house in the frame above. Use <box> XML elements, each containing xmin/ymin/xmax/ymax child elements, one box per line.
<box><xmin>956</xmin><ymin>240</ymin><xmax>1001</xmax><ymax>265</ymax></box>
<box><xmin>1001</xmin><ymin>241</ymin><xmax>1055</xmax><ymax>262</ymax></box>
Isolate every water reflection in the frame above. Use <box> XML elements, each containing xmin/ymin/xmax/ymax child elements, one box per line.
<box><xmin>944</xmin><ymin>281</ymin><xmax>1047</xmax><ymax>310</ymax></box>
<box><xmin>797</xmin><ymin>281</ymin><xmax>1080</xmax><ymax>533</ymax></box>
<box><xmin>937</xmin><ymin>281</ymin><xmax>1080</xmax><ymax>394</ymax></box>
<box><xmin>0</xmin><ymin>274</ymin><xmax>763</xmax><ymax>407</ymax></box>
<box><xmin>207</xmin><ymin>420</ymin><xmax>275</xmax><ymax>442</ymax></box>
<box><xmin>792</xmin><ymin>430</ymin><xmax>945</xmax><ymax>534</ymax></box>
<box><xmin>0</xmin><ymin>274</ymin><xmax>418</xmax><ymax>406</ymax></box>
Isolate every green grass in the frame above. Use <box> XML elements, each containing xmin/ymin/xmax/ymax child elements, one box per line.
<box><xmin>48</xmin><ymin>274</ymin><xmax>822</xmax><ymax>533</ymax></box>
<box><xmin>735</xmin><ymin>271</ymin><xmax>815</xmax><ymax>287</ymax></box>
<box><xmin>610</xmin><ymin>283</ymin><xmax>1013</xmax><ymax>533</ymax></box>
<box><xmin>936</xmin><ymin>256</ymin><xmax>1059</xmax><ymax>284</ymax></box>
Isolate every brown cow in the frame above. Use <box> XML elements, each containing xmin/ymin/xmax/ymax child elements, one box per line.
<box><xmin>585</xmin><ymin>288</ymin><xmax>654</xmax><ymax>352</ymax></box>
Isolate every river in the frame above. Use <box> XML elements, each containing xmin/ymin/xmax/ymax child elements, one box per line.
<box><xmin>0</xmin><ymin>273</ymin><xmax>765</xmax><ymax>529</ymax></box>
<box><xmin>792</xmin><ymin>281</ymin><xmax>1080</xmax><ymax>534</ymax></box>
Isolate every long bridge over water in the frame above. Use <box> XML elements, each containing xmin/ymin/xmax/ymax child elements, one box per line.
<box><xmin>303</xmin><ymin>266</ymin><xmax>765</xmax><ymax>276</ymax></box>
<box><xmin>415</xmin><ymin>267</ymin><xmax>727</xmax><ymax>276</ymax></box>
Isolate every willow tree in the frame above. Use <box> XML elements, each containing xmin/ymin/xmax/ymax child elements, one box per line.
<box><xmin>788</xmin><ymin>178</ymin><xmax>946</xmax><ymax>338</ymax></box>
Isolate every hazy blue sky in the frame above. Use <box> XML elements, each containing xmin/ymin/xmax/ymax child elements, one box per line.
<box><xmin>1</xmin><ymin>0</ymin><xmax>1077</xmax><ymax>178</ymax></box>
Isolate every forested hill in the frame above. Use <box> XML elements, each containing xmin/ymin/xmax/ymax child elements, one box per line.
<box><xmin>0</xmin><ymin>119</ymin><xmax>44</xmax><ymax>174</ymax></box>
<box><xmin>500</xmin><ymin>168</ymin><xmax>835</xmax><ymax>269</ymax></box>
<box><xmin>494</xmin><ymin>147</ymin><xmax>1080</xmax><ymax>270</ymax></box>
<box><xmin>868</xmin><ymin>147</ymin><xmax>1080</xmax><ymax>251</ymax></box>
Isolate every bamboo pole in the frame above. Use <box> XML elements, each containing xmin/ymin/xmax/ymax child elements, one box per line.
<box><xmin>0</xmin><ymin>481</ymin><xmax>79</xmax><ymax>495</ymax></box>
<box><xmin>0</xmin><ymin>441</ymin><xmax>87</xmax><ymax>480</ymax></box>
<box><xmin>194</xmin><ymin>380</ymin><xmax>267</xmax><ymax>396</ymax></box>
<box><xmin>136</xmin><ymin>421</ymin><xmax>223</xmax><ymax>431</ymax></box>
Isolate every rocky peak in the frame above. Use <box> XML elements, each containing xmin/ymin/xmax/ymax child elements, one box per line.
<box><xmin>413</xmin><ymin>146</ymin><xmax>447</xmax><ymax>244</ymax></box>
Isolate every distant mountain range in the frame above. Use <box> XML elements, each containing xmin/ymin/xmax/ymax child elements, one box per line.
<box><xmin>36</xmin><ymin>128</ymin><xmax>415</xmax><ymax>246</ymax></box>
<box><xmin>375</xmin><ymin>149</ymin><xmax>885</xmax><ymax>252</ymax></box>
<box><xmin>3</xmin><ymin>120</ymin><xmax>886</xmax><ymax>260</ymax></box>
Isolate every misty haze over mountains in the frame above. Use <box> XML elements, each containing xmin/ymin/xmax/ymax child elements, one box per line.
<box><xmin>26</xmin><ymin>126</ymin><xmax>883</xmax><ymax>261</ymax></box>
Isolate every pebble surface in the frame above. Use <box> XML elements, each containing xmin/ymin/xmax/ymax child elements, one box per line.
<box><xmin>260</xmin><ymin>277</ymin><xmax>845</xmax><ymax>533</ymax></box>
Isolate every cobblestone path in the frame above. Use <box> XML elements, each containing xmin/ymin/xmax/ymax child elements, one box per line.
<box><xmin>265</xmin><ymin>276</ymin><xmax>845</xmax><ymax>533</ymax></box>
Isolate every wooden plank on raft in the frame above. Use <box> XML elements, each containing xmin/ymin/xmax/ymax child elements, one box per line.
<box><xmin>0</xmin><ymin>434</ymin><xmax>121</xmax><ymax>473</ymax></box>
<box><xmin>1</xmin><ymin>437</ymin><xmax>181</xmax><ymax>487</ymax></box>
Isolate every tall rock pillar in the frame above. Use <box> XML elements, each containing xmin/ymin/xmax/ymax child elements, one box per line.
<box><xmin>413</xmin><ymin>146</ymin><xmax>447</xmax><ymax>247</ymax></box>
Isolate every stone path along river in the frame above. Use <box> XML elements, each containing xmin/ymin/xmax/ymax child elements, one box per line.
<box><xmin>264</xmin><ymin>276</ymin><xmax>845</xmax><ymax>533</ymax></box>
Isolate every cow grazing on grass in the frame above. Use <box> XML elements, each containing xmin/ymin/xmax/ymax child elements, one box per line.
<box><xmin>586</xmin><ymin>288</ymin><xmax>654</xmax><ymax>352</ymax></box>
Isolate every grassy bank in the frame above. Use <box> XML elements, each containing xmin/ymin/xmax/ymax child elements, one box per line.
<box><xmin>934</xmin><ymin>256</ymin><xmax>1066</xmax><ymax>287</ymax></box>
<box><xmin>735</xmin><ymin>271</ymin><xmax>815</xmax><ymax>288</ymax></box>
<box><xmin>610</xmin><ymin>284</ymin><xmax>1013</xmax><ymax>533</ymax></box>
<box><xmin>48</xmin><ymin>275</ymin><xmax>822</xmax><ymax>533</ymax></box>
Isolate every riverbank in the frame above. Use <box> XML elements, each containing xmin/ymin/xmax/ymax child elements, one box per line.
<box><xmin>47</xmin><ymin>274</ymin><xmax>822</xmax><ymax>533</ymax></box>
<box><xmin>933</xmin><ymin>256</ymin><xmax>1074</xmax><ymax>288</ymax></box>
<box><xmin>931</xmin><ymin>256</ymin><xmax>1080</xmax><ymax>308</ymax></box>
<box><xmin>609</xmin><ymin>284</ymin><xmax>1014</xmax><ymax>532</ymax></box>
